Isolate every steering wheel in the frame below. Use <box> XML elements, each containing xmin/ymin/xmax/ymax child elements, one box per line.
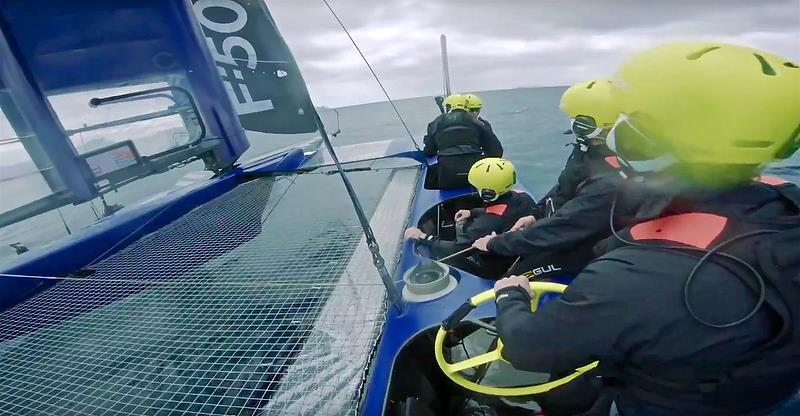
<box><xmin>434</xmin><ymin>281</ymin><xmax>599</xmax><ymax>396</ymax></box>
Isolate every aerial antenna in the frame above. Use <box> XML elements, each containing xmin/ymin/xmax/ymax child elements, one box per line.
<box><xmin>330</xmin><ymin>108</ymin><xmax>342</xmax><ymax>137</ymax></box>
<box><xmin>55</xmin><ymin>208</ymin><xmax>72</xmax><ymax>235</ymax></box>
<box><xmin>440</xmin><ymin>34</ymin><xmax>452</xmax><ymax>97</ymax></box>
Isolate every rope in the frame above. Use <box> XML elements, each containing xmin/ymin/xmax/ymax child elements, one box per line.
<box><xmin>321</xmin><ymin>0</ymin><xmax>420</xmax><ymax>151</ymax></box>
<box><xmin>437</xmin><ymin>246</ymin><xmax>475</xmax><ymax>262</ymax></box>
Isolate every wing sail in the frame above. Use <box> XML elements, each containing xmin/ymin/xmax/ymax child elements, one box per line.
<box><xmin>192</xmin><ymin>0</ymin><xmax>318</xmax><ymax>134</ymax></box>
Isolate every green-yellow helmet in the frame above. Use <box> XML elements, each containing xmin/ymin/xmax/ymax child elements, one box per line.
<box><xmin>443</xmin><ymin>94</ymin><xmax>467</xmax><ymax>112</ymax></box>
<box><xmin>464</xmin><ymin>93</ymin><xmax>483</xmax><ymax>111</ymax></box>
<box><xmin>468</xmin><ymin>158</ymin><xmax>516</xmax><ymax>201</ymax></box>
<box><xmin>559</xmin><ymin>79</ymin><xmax>620</xmax><ymax>136</ymax></box>
<box><xmin>609</xmin><ymin>42</ymin><xmax>800</xmax><ymax>170</ymax></box>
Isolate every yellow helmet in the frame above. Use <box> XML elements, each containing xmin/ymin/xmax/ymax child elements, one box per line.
<box><xmin>609</xmin><ymin>42</ymin><xmax>800</xmax><ymax>172</ymax></box>
<box><xmin>443</xmin><ymin>94</ymin><xmax>467</xmax><ymax>112</ymax></box>
<box><xmin>560</xmin><ymin>79</ymin><xmax>619</xmax><ymax>138</ymax></box>
<box><xmin>464</xmin><ymin>93</ymin><xmax>483</xmax><ymax>111</ymax></box>
<box><xmin>468</xmin><ymin>158</ymin><xmax>516</xmax><ymax>201</ymax></box>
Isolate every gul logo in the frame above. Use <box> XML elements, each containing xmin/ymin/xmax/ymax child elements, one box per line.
<box><xmin>530</xmin><ymin>264</ymin><xmax>562</xmax><ymax>276</ymax></box>
<box><xmin>193</xmin><ymin>0</ymin><xmax>274</xmax><ymax>115</ymax></box>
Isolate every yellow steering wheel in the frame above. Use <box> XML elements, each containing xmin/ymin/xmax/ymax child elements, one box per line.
<box><xmin>434</xmin><ymin>281</ymin><xmax>599</xmax><ymax>396</ymax></box>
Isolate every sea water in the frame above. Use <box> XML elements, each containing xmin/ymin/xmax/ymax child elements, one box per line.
<box><xmin>1</xmin><ymin>86</ymin><xmax>798</xmax><ymax>266</ymax></box>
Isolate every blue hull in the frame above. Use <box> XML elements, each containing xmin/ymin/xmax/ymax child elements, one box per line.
<box><xmin>0</xmin><ymin>144</ymin><xmax>567</xmax><ymax>415</ymax></box>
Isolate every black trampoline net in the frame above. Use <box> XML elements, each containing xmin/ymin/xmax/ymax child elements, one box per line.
<box><xmin>0</xmin><ymin>167</ymin><xmax>418</xmax><ymax>415</ymax></box>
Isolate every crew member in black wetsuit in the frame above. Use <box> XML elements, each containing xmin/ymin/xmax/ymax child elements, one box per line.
<box><xmin>464</xmin><ymin>93</ymin><xmax>495</xmax><ymax>133</ymax></box>
<box><xmin>405</xmin><ymin>158</ymin><xmax>534</xmax><ymax>279</ymax></box>
<box><xmin>423</xmin><ymin>94</ymin><xmax>503</xmax><ymax>189</ymax></box>
<box><xmin>493</xmin><ymin>42</ymin><xmax>800</xmax><ymax>416</ymax></box>
<box><xmin>525</xmin><ymin>80</ymin><xmax>623</xmax><ymax>222</ymax></box>
<box><xmin>471</xmin><ymin>79</ymin><xmax>626</xmax><ymax>280</ymax></box>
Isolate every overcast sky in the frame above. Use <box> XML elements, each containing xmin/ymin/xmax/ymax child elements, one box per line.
<box><xmin>268</xmin><ymin>0</ymin><xmax>800</xmax><ymax>108</ymax></box>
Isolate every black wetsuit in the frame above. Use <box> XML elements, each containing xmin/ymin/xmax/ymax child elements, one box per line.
<box><xmin>485</xmin><ymin>145</ymin><xmax>626</xmax><ymax>279</ymax></box>
<box><xmin>417</xmin><ymin>191</ymin><xmax>535</xmax><ymax>279</ymax></box>
<box><xmin>530</xmin><ymin>142</ymin><xmax>618</xmax><ymax>219</ymax></box>
<box><xmin>423</xmin><ymin>111</ymin><xmax>503</xmax><ymax>189</ymax></box>
<box><xmin>477</xmin><ymin>117</ymin><xmax>495</xmax><ymax>136</ymax></box>
<box><xmin>495</xmin><ymin>179</ymin><xmax>800</xmax><ymax>415</ymax></box>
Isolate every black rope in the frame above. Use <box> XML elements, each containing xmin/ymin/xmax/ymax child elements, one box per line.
<box><xmin>321</xmin><ymin>0</ymin><xmax>420</xmax><ymax>151</ymax></box>
<box><xmin>683</xmin><ymin>230</ymin><xmax>774</xmax><ymax>328</ymax></box>
<box><xmin>315</xmin><ymin>112</ymin><xmax>403</xmax><ymax>312</ymax></box>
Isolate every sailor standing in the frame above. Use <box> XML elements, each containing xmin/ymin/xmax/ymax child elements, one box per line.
<box><xmin>423</xmin><ymin>94</ymin><xmax>503</xmax><ymax>189</ymax></box>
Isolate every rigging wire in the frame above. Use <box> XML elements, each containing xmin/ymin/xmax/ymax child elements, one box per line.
<box><xmin>320</xmin><ymin>0</ymin><xmax>420</xmax><ymax>151</ymax></box>
<box><xmin>84</xmin><ymin>194</ymin><xmax>181</xmax><ymax>267</ymax></box>
<box><xmin>260</xmin><ymin>176</ymin><xmax>296</xmax><ymax>226</ymax></box>
<box><xmin>55</xmin><ymin>208</ymin><xmax>72</xmax><ymax>235</ymax></box>
<box><xmin>314</xmin><ymin>111</ymin><xmax>404</xmax><ymax>312</ymax></box>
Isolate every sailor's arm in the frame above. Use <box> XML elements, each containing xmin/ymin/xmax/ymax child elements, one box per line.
<box><xmin>485</xmin><ymin>176</ymin><xmax>617</xmax><ymax>257</ymax></box>
<box><xmin>463</xmin><ymin>212</ymin><xmax>507</xmax><ymax>241</ymax></box>
<box><xmin>478</xmin><ymin>125</ymin><xmax>503</xmax><ymax>157</ymax></box>
<box><xmin>468</xmin><ymin>207</ymin><xmax>486</xmax><ymax>218</ymax></box>
<box><xmin>423</xmin><ymin>120</ymin><xmax>438</xmax><ymax>157</ymax></box>
<box><xmin>404</xmin><ymin>227</ymin><xmax>468</xmax><ymax>257</ymax></box>
<box><xmin>494</xmin><ymin>260</ymin><xmax>633</xmax><ymax>373</ymax></box>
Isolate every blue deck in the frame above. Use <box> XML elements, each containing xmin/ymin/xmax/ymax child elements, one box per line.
<box><xmin>359</xmin><ymin>161</ymin><xmax>573</xmax><ymax>415</ymax></box>
<box><xmin>0</xmin><ymin>146</ymin><xmax>564</xmax><ymax>415</ymax></box>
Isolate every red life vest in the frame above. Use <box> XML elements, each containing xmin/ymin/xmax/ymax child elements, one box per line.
<box><xmin>613</xmin><ymin>177</ymin><xmax>799</xmax><ymax>251</ymax></box>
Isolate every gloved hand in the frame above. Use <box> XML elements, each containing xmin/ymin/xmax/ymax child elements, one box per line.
<box><xmin>472</xmin><ymin>232</ymin><xmax>496</xmax><ymax>252</ymax></box>
<box><xmin>454</xmin><ymin>209</ymin><xmax>471</xmax><ymax>223</ymax></box>
<box><xmin>494</xmin><ymin>275</ymin><xmax>533</xmax><ymax>298</ymax></box>
<box><xmin>510</xmin><ymin>215</ymin><xmax>536</xmax><ymax>232</ymax></box>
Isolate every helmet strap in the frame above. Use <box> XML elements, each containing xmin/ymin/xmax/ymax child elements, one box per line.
<box><xmin>571</xmin><ymin>116</ymin><xmax>605</xmax><ymax>139</ymax></box>
<box><xmin>574</xmin><ymin>137</ymin><xmax>590</xmax><ymax>151</ymax></box>
<box><xmin>479</xmin><ymin>189</ymin><xmax>500</xmax><ymax>202</ymax></box>
<box><xmin>583</xmin><ymin>127</ymin><xmax>606</xmax><ymax>139</ymax></box>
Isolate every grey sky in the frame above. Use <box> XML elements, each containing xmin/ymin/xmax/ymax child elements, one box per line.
<box><xmin>268</xmin><ymin>0</ymin><xmax>800</xmax><ymax>107</ymax></box>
